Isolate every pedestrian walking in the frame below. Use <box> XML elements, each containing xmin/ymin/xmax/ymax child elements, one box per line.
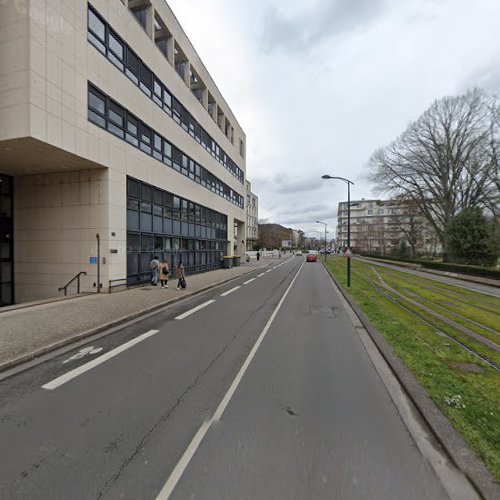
<box><xmin>159</xmin><ymin>259</ymin><xmax>170</xmax><ymax>288</ymax></box>
<box><xmin>175</xmin><ymin>260</ymin><xmax>186</xmax><ymax>290</ymax></box>
<box><xmin>150</xmin><ymin>255</ymin><xmax>160</xmax><ymax>286</ymax></box>
<box><xmin>256</xmin><ymin>251</ymin><xmax>260</xmax><ymax>261</ymax></box>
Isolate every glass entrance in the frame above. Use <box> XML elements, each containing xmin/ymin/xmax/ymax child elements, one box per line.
<box><xmin>0</xmin><ymin>175</ymin><xmax>13</xmax><ymax>306</ymax></box>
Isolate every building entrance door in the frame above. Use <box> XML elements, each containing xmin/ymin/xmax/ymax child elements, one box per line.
<box><xmin>0</xmin><ymin>175</ymin><xmax>13</xmax><ymax>306</ymax></box>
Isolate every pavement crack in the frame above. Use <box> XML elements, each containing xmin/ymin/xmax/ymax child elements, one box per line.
<box><xmin>95</xmin><ymin>319</ymin><xmax>254</xmax><ymax>499</ymax></box>
<box><xmin>96</xmin><ymin>263</ymin><xmax>299</xmax><ymax>498</ymax></box>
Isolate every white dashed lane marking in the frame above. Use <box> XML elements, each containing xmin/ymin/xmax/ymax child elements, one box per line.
<box><xmin>175</xmin><ymin>300</ymin><xmax>216</xmax><ymax>320</ymax></box>
<box><xmin>220</xmin><ymin>286</ymin><xmax>240</xmax><ymax>297</ymax></box>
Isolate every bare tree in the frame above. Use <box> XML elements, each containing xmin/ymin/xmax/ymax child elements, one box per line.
<box><xmin>369</xmin><ymin>89</ymin><xmax>500</xmax><ymax>251</ymax></box>
<box><xmin>388</xmin><ymin>197</ymin><xmax>426</xmax><ymax>257</ymax></box>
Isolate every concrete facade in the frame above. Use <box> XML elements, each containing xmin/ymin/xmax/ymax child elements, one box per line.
<box><xmin>0</xmin><ymin>0</ymin><xmax>246</xmax><ymax>304</ymax></box>
<box><xmin>336</xmin><ymin>199</ymin><xmax>441</xmax><ymax>256</ymax></box>
<box><xmin>245</xmin><ymin>180</ymin><xmax>258</xmax><ymax>250</ymax></box>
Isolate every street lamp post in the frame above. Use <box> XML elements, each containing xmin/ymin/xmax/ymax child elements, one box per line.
<box><xmin>316</xmin><ymin>221</ymin><xmax>327</xmax><ymax>261</ymax></box>
<box><xmin>321</xmin><ymin>175</ymin><xmax>355</xmax><ymax>287</ymax></box>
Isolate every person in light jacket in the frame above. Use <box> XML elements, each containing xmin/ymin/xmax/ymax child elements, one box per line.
<box><xmin>159</xmin><ymin>259</ymin><xmax>170</xmax><ymax>288</ymax></box>
<box><xmin>175</xmin><ymin>261</ymin><xmax>186</xmax><ymax>290</ymax></box>
<box><xmin>150</xmin><ymin>255</ymin><xmax>160</xmax><ymax>286</ymax></box>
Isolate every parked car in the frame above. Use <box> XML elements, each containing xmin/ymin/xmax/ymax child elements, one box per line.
<box><xmin>306</xmin><ymin>251</ymin><xmax>317</xmax><ymax>262</ymax></box>
<box><xmin>295</xmin><ymin>251</ymin><xmax>302</xmax><ymax>256</ymax></box>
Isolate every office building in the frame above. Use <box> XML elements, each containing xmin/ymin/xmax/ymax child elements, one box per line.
<box><xmin>0</xmin><ymin>0</ymin><xmax>246</xmax><ymax>305</ymax></box>
<box><xmin>245</xmin><ymin>181</ymin><xmax>258</xmax><ymax>250</ymax></box>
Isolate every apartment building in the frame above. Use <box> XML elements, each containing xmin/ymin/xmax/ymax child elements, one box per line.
<box><xmin>336</xmin><ymin>199</ymin><xmax>440</xmax><ymax>256</ymax></box>
<box><xmin>0</xmin><ymin>0</ymin><xmax>246</xmax><ymax>305</ymax></box>
<box><xmin>245</xmin><ymin>181</ymin><xmax>258</xmax><ymax>251</ymax></box>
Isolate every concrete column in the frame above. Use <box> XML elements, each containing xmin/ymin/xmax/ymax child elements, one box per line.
<box><xmin>146</xmin><ymin>6</ymin><xmax>154</xmax><ymax>39</ymax></box>
<box><xmin>201</xmin><ymin>88</ymin><xmax>208</xmax><ymax>110</ymax></box>
<box><xmin>167</xmin><ymin>36</ymin><xmax>175</xmax><ymax>66</ymax></box>
<box><xmin>183</xmin><ymin>60</ymin><xmax>191</xmax><ymax>87</ymax></box>
<box><xmin>210</xmin><ymin>101</ymin><xmax>218</xmax><ymax>121</ymax></box>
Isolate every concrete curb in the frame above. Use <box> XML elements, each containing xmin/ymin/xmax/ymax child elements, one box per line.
<box><xmin>322</xmin><ymin>263</ymin><xmax>500</xmax><ymax>500</ymax></box>
<box><xmin>0</xmin><ymin>266</ymin><xmax>259</xmax><ymax>376</ymax></box>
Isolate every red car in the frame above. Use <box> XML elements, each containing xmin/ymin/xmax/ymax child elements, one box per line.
<box><xmin>306</xmin><ymin>251</ymin><xmax>318</xmax><ymax>262</ymax></box>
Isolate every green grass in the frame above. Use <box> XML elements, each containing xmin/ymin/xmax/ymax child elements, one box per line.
<box><xmin>324</xmin><ymin>256</ymin><xmax>500</xmax><ymax>480</ymax></box>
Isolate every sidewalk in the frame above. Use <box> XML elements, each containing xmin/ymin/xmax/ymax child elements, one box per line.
<box><xmin>0</xmin><ymin>256</ymin><xmax>285</xmax><ymax>373</ymax></box>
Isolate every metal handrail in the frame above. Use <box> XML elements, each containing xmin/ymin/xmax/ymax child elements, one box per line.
<box><xmin>58</xmin><ymin>272</ymin><xmax>87</xmax><ymax>296</ymax></box>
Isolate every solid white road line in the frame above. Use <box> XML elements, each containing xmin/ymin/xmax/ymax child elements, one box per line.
<box><xmin>155</xmin><ymin>260</ymin><xmax>305</xmax><ymax>500</ymax></box>
<box><xmin>42</xmin><ymin>329</ymin><xmax>160</xmax><ymax>390</ymax></box>
<box><xmin>174</xmin><ymin>300</ymin><xmax>216</xmax><ymax>320</ymax></box>
<box><xmin>257</xmin><ymin>273</ymin><xmax>265</xmax><ymax>277</ymax></box>
<box><xmin>243</xmin><ymin>278</ymin><xmax>256</xmax><ymax>285</ymax></box>
<box><xmin>266</xmin><ymin>269</ymin><xmax>272</xmax><ymax>273</ymax></box>
<box><xmin>220</xmin><ymin>286</ymin><xmax>240</xmax><ymax>297</ymax></box>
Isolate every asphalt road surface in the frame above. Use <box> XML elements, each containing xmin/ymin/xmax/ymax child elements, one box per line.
<box><xmin>0</xmin><ymin>257</ymin><xmax>474</xmax><ymax>499</ymax></box>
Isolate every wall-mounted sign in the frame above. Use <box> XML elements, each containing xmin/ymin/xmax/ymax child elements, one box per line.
<box><xmin>89</xmin><ymin>256</ymin><xmax>97</xmax><ymax>264</ymax></box>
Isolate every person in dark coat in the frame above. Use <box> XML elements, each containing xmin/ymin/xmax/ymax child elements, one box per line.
<box><xmin>175</xmin><ymin>261</ymin><xmax>186</xmax><ymax>290</ymax></box>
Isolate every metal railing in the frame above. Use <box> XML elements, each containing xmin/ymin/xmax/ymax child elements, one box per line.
<box><xmin>58</xmin><ymin>272</ymin><xmax>87</xmax><ymax>296</ymax></box>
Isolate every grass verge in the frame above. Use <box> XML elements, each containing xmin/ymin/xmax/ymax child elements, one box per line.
<box><xmin>324</xmin><ymin>256</ymin><xmax>500</xmax><ymax>480</ymax></box>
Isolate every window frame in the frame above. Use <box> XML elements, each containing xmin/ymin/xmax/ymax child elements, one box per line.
<box><xmin>88</xmin><ymin>6</ymin><xmax>106</xmax><ymax>53</ymax></box>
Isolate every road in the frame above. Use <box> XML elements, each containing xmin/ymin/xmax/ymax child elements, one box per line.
<box><xmin>0</xmin><ymin>257</ymin><xmax>475</xmax><ymax>499</ymax></box>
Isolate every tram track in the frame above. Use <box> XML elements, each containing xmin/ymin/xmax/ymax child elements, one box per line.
<box><xmin>328</xmin><ymin>258</ymin><xmax>500</xmax><ymax>372</ymax></box>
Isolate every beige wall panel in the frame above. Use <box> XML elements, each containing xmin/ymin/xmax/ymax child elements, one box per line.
<box><xmin>14</xmin><ymin>169</ymin><xmax>111</xmax><ymax>302</ymax></box>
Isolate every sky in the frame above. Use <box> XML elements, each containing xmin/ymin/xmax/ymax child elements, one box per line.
<box><xmin>167</xmin><ymin>0</ymin><xmax>500</xmax><ymax>238</ymax></box>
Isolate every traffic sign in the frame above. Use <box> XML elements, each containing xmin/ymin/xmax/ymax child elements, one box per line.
<box><xmin>344</xmin><ymin>247</ymin><xmax>352</xmax><ymax>258</ymax></box>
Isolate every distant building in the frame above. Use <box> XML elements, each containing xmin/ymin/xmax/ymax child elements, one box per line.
<box><xmin>336</xmin><ymin>199</ymin><xmax>441</xmax><ymax>256</ymax></box>
<box><xmin>246</xmin><ymin>181</ymin><xmax>259</xmax><ymax>250</ymax></box>
<box><xmin>0</xmin><ymin>0</ymin><xmax>246</xmax><ymax>305</ymax></box>
<box><xmin>291</xmin><ymin>230</ymin><xmax>302</xmax><ymax>248</ymax></box>
<box><xmin>258</xmin><ymin>223</ymin><xmax>293</xmax><ymax>250</ymax></box>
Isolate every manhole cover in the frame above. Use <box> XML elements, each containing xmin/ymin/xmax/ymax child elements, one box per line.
<box><xmin>308</xmin><ymin>306</ymin><xmax>338</xmax><ymax>318</ymax></box>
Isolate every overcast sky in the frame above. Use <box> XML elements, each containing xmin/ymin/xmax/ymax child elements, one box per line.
<box><xmin>167</xmin><ymin>0</ymin><xmax>500</xmax><ymax>238</ymax></box>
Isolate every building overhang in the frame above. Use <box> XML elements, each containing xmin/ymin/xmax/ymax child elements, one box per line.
<box><xmin>0</xmin><ymin>138</ymin><xmax>104</xmax><ymax>176</ymax></box>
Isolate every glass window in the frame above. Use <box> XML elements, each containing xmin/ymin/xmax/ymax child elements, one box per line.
<box><xmin>127</xmin><ymin>178</ymin><xmax>140</xmax><ymax>198</ymax></box>
<box><xmin>163</xmin><ymin>141</ymin><xmax>172</xmax><ymax>159</ymax></box>
<box><xmin>107</xmin><ymin>100</ymin><xmax>124</xmax><ymax>138</ymax></box>
<box><xmin>154</xmin><ymin>133</ymin><xmax>162</xmax><ymax>151</ymax></box>
<box><xmin>108</xmin><ymin>30</ymin><xmax>124</xmax><ymax>69</ymax></box>
<box><xmin>163</xmin><ymin>90</ymin><xmax>172</xmax><ymax>109</ymax></box>
<box><xmin>141</xmin><ymin>234</ymin><xmax>153</xmax><ymax>252</ymax></box>
<box><xmin>163</xmin><ymin>218</ymin><xmax>173</xmax><ymax>234</ymax></box>
<box><xmin>140</xmin><ymin>63</ymin><xmax>152</xmax><ymax>95</ymax></box>
<box><xmin>126</xmin><ymin>113</ymin><xmax>139</xmax><ymax>147</ymax></box>
<box><xmin>154</xmin><ymin>189</ymin><xmax>163</xmax><ymax>205</ymax></box>
<box><xmin>88</xmin><ymin>86</ymin><xmax>105</xmax><ymax>114</ymax></box>
<box><xmin>140</xmin><ymin>123</ymin><xmax>152</xmax><ymax>154</ymax></box>
<box><xmin>127</xmin><ymin>253</ymin><xmax>139</xmax><ymax>276</ymax></box>
<box><xmin>141</xmin><ymin>184</ymin><xmax>152</xmax><ymax>202</ymax></box>
<box><xmin>153</xmin><ymin>141</ymin><xmax>162</xmax><ymax>161</ymax></box>
<box><xmin>153</xmin><ymin>79</ymin><xmax>162</xmax><ymax>106</ymax></box>
<box><xmin>126</xmin><ymin>49</ymin><xmax>140</xmax><ymax>83</ymax></box>
<box><xmin>127</xmin><ymin>198</ymin><xmax>139</xmax><ymax>210</ymax></box>
<box><xmin>127</xmin><ymin>232</ymin><xmax>141</xmax><ymax>252</ymax></box>
<box><xmin>127</xmin><ymin>210</ymin><xmax>139</xmax><ymax>231</ymax></box>
<box><xmin>88</xmin><ymin>85</ymin><xmax>106</xmax><ymax>127</ymax></box>
<box><xmin>88</xmin><ymin>7</ymin><xmax>105</xmax><ymax>52</ymax></box>
<box><xmin>140</xmin><ymin>213</ymin><xmax>152</xmax><ymax>232</ymax></box>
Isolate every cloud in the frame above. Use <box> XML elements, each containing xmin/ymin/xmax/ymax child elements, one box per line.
<box><xmin>259</xmin><ymin>0</ymin><xmax>387</xmax><ymax>54</ymax></box>
<box><xmin>460</xmin><ymin>62</ymin><xmax>500</xmax><ymax>95</ymax></box>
